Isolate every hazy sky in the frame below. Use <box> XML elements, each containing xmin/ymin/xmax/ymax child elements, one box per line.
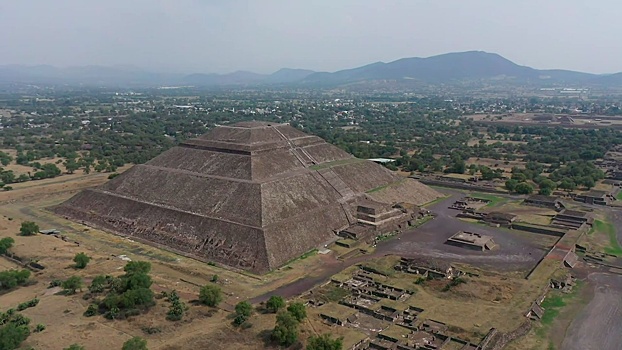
<box><xmin>1</xmin><ymin>0</ymin><xmax>620</xmax><ymax>74</ymax></box>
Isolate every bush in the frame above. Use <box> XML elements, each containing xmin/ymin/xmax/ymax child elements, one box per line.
<box><xmin>0</xmin><ymin>269</ymin><xmax>31</xmax><ymax>291</ymax></box>
<box><xmin>97</xmin><ymin>261</ymin><xmax>155</xmax><ymax>320</ymax></box>
<box><xmin>16</xmin><ymin>298</ymin><xmax>39</xmax><ymax>311</ymax></box>
<box><xmin>233</xmin><ymin>301</ymin><xmax>253</xmax><ymax>326</ymax></box>
<box><xmin>166</xmin><ymin>290</ymin><xmax>187</xmax><ymax>321</ymax></box>
<box><xmin>19</xmin><ymin>221</ymin><xmax>39</xmax><ymax>236</ymax></box>
<box><xmin>0</xmin><ymin>237</ymin><xmax>15</xmax><ymax>254</ymax></box>
<box><xmin>34</xmin><ymin>324</ymin><xmax>46</xmax><ymax>333</ymax></box>
<box><xmin>89</xmin><ymin>275</ymin><xmax>111</xmax><ymax>293</ymax></box>
<box><xmin>107</xmin><ymin>173</ymin><xmax>120</xmax><ymax>180</ymax></box>
<box><xmin>271</xmin><ymin>311</ymin><xmax>299</xmax><ymax>346</ymax></box>
<box><xmin>48</xmin><ymin>279</ymin><xmax>63</xmax><ymax>288</ymax></box>
<box><xmin>62</xmin><ymin>276</ymin><xmax>83</xmax><ymax>295</ymax></box>
<box><xmin>0</xmin><ymin>323</ymin><xmax>30</xmax><ymax>350</ymax></box>
<box><xmin>83</xmin><ymin>304</ymin><xmax>98</xmax><ymax>317</ymax></box>
<box><xmin>306</xmin><ymin>333</ymin><xmax>344</xmax><ymax>350</ymax></box>
<box><xmin>122</xmin><ymin>336</ymin><xmax>148</xmax><ymax>350</ymax></box>
<box><xmin>199</xmin><ymin>284</ymin><xmax>223</xmax><ymax>307</ymax></box>
<box><xmin>266</xmin><ymin>295</ymin><xmax>285</xmax><ymax>313</ymax></box>
<box><xmin>287</xmin><ymin>302</ymin><xmax>307</xmax><ymax>322</ymax></box>
<box><xmin>63</xmin><ymin>344</ymin><xmax>85</xmax><ymax>350</ymax></box>
<box><xmin>141</xmin><ymin>327</ymin><xmax>161</xmax><ymax>335</ymax></box>
<box><xmin>73</xmin><ymin>253</ymin><xmax>91</xmax><ymax>269</ymax></box>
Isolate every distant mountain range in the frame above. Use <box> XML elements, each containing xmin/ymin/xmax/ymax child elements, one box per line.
<box><xmin>1</xmin><ymin>51</ymin><xmax>620</xmax><ymax>88</ymax></box>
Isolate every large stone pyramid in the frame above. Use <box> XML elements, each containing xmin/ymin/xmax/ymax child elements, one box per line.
<box><xmin>54</xmin><ymin>122</ymin><xmax>441</xmax><ymax>273</ymax></box>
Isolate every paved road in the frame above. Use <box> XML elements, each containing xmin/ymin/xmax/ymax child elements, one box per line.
<box><xmin>252</xmin><ymin>191</ymin><xmax>546</xmax><ymax>302</ymax></box>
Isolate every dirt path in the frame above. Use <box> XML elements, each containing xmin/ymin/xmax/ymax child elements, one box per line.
<box><xmin>561</xmin><ymin>272</ymin><xmax>622</xmax><ymax>350</ymax></box>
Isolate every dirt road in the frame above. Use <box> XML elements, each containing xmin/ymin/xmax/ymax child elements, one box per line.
<box><xmin>561</xmin><ymin>272</ymin><xmax>622</xmax><ymax>350</ymax></box>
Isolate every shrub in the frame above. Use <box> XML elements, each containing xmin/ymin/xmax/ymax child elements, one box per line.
<box><xmin>233</xmin><ymin>301</ymin><xmax>253</xmax><ymax>326</ymax></box>
<box><xmin>64</xmin><ymin>344</ymin><xmax>85</xmax><ymax>350</ymax></box>
<box><xmin>166</xmin><ymin>290</ymin><xmax>187</xmax><ymax>321</ymax></box>
<box><xmin>122</xmin><ymin>336</ymin><xmax>148</xmax><ymax>350</ymax></box>
<box><xmin>62</xmin><ymin>276</ymin><xmax>83</xmax><ymax>295</ymax></box>
<box><xmin>199</xmin><ymin>284</ymin><xmax>223</xmax><ymax>307</ymax></box>
<box><xmin>73</xmin><ymin>253</ymin><xmax>91</xmax><ymax>269</ymax></box>
<box><xmin>0</xmin><ymin>269</ymin><xmax>31</xmax><ymax>291</ymax></box>
<box><xmin>16</xmin><ymin>298</ymin><xmax>39</xmax><ymax>311</ymax></box>
<box><xmin>287</xmin><ymin>302</ymin><xmax>307</xmax><ymax>322</ymax></box>
<box><xmin>306</xmin><ymin>334</ymin><xmax>344</xmax><ymax>350</ymax></box>
<box><xmin>266</xmin><ymin>295</ymin><xmax>285</xmax><ymax>313</ymax></box>
<box><xmin>19</xmin><ymin>221</ymin><xmax>39</xmax><ymax>236</ymax></box>
<box><xmin>271</xmin><ymin>311</ymin><xmax>299</xmax><ymax>346</ymax></box>
<box><xmin>48</xmin><ymin>279</ymin><xmax>62</xmax><ymax>288</ymax></box>
<box><xmin>34</xmin><ymin>324</ymin><xmax>46</xmax><ymax>333</ymax></box>
<box><xmin>0</xmin><ymin>237</ymin><xmax>15</xmax><ymax>254</ymax></box>
<box><xmin>84</xmin><ymin>304</ymin><xmax>98</xmax><ymax>317</ymax></box>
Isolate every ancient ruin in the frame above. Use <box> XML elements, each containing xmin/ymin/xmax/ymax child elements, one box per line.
<box><xmin>446</xmin><ymin>231</ymin><xmax>498</xmax><ymax>251</ymax></box>
<box><xmin>54</xmin><ymin>122</ymin><xmax>441</xmax><ymax>273</ymax></box>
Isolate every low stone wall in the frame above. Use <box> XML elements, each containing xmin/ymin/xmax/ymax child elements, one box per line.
<box><xmin>418</xmin><ymin>178</ymin><xmax>507</xmax><ymax>194</ymax></box>
<box><xmin>511</xmin><ymin>223</ymin><xmax>566</xmax><ymax>237</ymax></box>
<box><xmin>483</xmin><ymin>321</ymin><xmax>531</xmax><ymax>350</ymax></box>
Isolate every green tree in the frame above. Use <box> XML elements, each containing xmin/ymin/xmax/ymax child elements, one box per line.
<box><xmin>306</xmin><ymin>334</ymin><xmax>344</xmax><ymax>350</ymax></box>
<box><xmin>266</xmin><ymin>295</ymin><xmax>285</xmax><ymax>313</ymax></box>
<box><xmin>233</xmin><ymin>301</ymin><xmax>253</xmax><ymax>326</ymax></box>
<box><xmin>122</xmin><ymin>337</ymin><xmax>148</xmax><ymax>350</ymax></box>
<box><xmin>504</xmin><ymin>179</ymin><xmax>518</xmax><ymax>192</ymax></box>
<box><xmin>199</xmin><ymin>284</ymin><xmax>223</xmax><ymax>307</ymax></box>
<box><xmin>123</xmin><ymin>261</ymin><xmax>151</xmax><ymax>275</ymax></box>
<box><xmin>579</xmin><ymin>176</ymin><xmax>595</xmax><ymax>190</ymax></box>
<box><xmin>0</xmin><ymin>237</ymin><xmax>15</xmax><ymax>255</ymax></box>
<box><xmin>19</xmin><ymin>221</ymin><xmax>39</xmax><ymax>236</ymax></box>
<box><xmin>63</xmin><ymin>344</ymin><xmax>86</xmax><ymax>350</ymax></box>
<box><xmin>64</xmin><ymin>159</ymin><xmax>80</xmax><ymax>174</ymax></box>
<box><xmin>62</xmin><ymin>276</ymin><xmax>83</xmax><ymax>295</ymax></box>
<box><xmin>73</xmin><ymin>252</ymin><xmax>91</xmax><ymax>269</ymax></box>
<box><xmin>287</xmin><ymin>302</ymin><xmax>307</xmax><ymax>322</ymax></box>
<box><xmin>271</xmin><ymin>311</ymin><xmax>299</xmax><ymax>347</ymax></box>
<box><xmin>0</xmin><ymin>269</ymin><xmax>30</xmax><ymax>290</ymax></box>
<box><xmin>559</xmin><ymin>178</ymin><xmax>577</xmax><ymax>192</ymax></box>
<box><xmin>538</xmin><ymin>179</ymin><xmax>557</xmax><ymax>196</ymax></box>
<box><xmin>0</xmin><ymin>323</ymin><xmax>30</xmax><ymax>350</ymax></box>
<box><xmin>514</xmin><ymin>182</ymin><xmax>534</xmax><ymax>195</ymax></box>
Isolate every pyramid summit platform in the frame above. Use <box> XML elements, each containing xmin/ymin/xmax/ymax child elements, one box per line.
<box><xmin>54</xmin><ymin>122</ymin><xmax>441</xmax><ymax>273</ymax></box>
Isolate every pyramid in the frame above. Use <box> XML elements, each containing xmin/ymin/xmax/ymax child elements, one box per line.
<box><xmin>54</xmin><ymin>122</ymin><xmax>441</xmax><ymax>273</ymax></box>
